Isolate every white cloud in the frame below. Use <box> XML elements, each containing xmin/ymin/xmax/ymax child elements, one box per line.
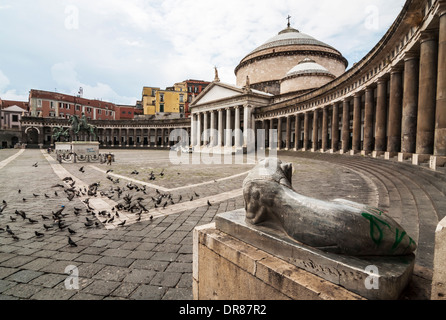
<box><xmin>0</xmin><ymin>0</ymin><xmax>406</xmax><ymax>104</ymax></box>
<box><xmin>51</xmin><ymin>62</ymin><xmax>137</xmax><ymax>105</ymax></box>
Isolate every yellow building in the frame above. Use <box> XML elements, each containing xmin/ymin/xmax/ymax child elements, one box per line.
<box><xmin>143</xmin><ymin>83</ymin><xmax>187</xmax><ymax>117</ymax></box>
<box><xmin>142</xmin><ymin>86</ymin><xmax>160</xmax><ymax>116</ymax></box>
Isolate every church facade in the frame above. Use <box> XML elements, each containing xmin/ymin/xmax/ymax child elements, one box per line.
<box><xmin>190</xmin><ymin>0</ymin><xmax>446</xmax><ymax>167</ymax></box>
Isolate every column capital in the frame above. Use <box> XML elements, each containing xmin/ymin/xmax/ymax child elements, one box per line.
<box><xmin>390</xmin><ymin>65</ymin><xmax>403</xmax><ymax>74</ymax></box>
<box><xmin>404</xmin><ymin>51</ymin><xmax>419</xmax><ymax>62</ymax></box>
<box><xmin>437</xmin><ymin>1</ymin><xmax>446</xmax><ymax>17</ymax></box>
<box><xmin>420</xmin><ymin>29</ymin><xmax>438</xmax><ymax>43</ymax></box>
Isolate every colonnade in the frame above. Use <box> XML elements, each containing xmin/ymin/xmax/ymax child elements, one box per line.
<box><xmin>191</xmin><ymin>104</ymin><xmax>254</xmax><ymax>150</ymax></box>
<box><xmin>255</xmin><ymin>6</ymin><xmax>446</xmax><ymax>162</ymax></box>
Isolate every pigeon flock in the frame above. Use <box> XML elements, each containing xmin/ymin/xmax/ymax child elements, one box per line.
<box><xmin>0</xmin><ymin>162</ymin><xmax>214</xmax><ymax>248</ymax></box>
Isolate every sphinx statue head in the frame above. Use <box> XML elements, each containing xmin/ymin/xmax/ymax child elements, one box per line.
<box><xmin>243</xmin><ymin>158</ymin><xmax>417</xmax><ymax>256</ymax></box>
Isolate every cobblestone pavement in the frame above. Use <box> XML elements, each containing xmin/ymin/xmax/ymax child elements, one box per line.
<box><xmin>0</xmin><ymin>148</ymin><xmax>442</xmax><ymax>300</ymax></box>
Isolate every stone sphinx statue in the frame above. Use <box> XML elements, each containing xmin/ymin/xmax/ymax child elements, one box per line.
<box><xmin>243</xmin><ymin>158</ymin><xmax>417</xmax><ymax>256</ymax></box>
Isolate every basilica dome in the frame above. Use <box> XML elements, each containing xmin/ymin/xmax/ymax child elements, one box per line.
<box><xmin>235</xmin><ymin>25</ymin><xmax>348</xmax><ymax>95</ymax></box>
<box><xmin>280</xmin><ymin>58</ymin><xmax>336</xmax><ymax>94</ymax></box>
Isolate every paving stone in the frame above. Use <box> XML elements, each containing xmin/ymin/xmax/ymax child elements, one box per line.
<box><xmin>123</xmin><ymin>269</ymin><xmax>156</xmax><ymax>284</ymax></box>
<box><xmin>82</xmin><ymin>279</ymin><xmax>121</xmax><ymax>296</ymax></box>
<box><xmin>4</xmin><ymin>270</ymin><xmax>43</xmax><ymax>283</ymax></box>
<box><xmin>2</xmin><ymin>283</ymin><xmax>42</xmax><ymax>299</ymax></box>
<box><xmin>0</xmin><ymin>280</ymin><xmax>17</xmax><ymax>293</ymax></box>
<box><xmin>163</xmin><ymin>287</ymin><xmax>193</xmax><ymax>300</ymax></box>
<box><xmin>29</xmin><ymin>273</ymin><xmax>66</xmax><ymax>288</ymax></box>
<box><xmin>109</xmin><ymin>282</ymin><xmax>140</xmax><ymax>298</ymax></box>
<box><xmin>150</xmin><ymin>272</ymin><xmax>182</xmax><ymax>287</ymax></box>
<box><xmin>31</xmin><ymin>288</ymin><xmax>77</xmax><ymax>300</ymax></box>
<box><xmin>95</xmin><ymin>256</ymin><xmax>135</xmax><ymax>268</ymax></box>
<box><xmin>130</xmin><ymin>284</ymin><xmax>166</xmax><ymax>300</ymax></box>
<box><xmin>0</xmin><ymin>267</ymin><xmax>19</xmax><ymax>280</ymax></box>
<box><xmin>92</xmin><ymin>266</ymin><xmax>131</xmax><ymax>282</ymax></box>
<box><xmin>0</xmin><ymin>255</ymin><xmax>37</xmax><ymax>268</ymax></box>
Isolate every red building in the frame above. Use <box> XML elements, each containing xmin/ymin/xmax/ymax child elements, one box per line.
<box><xmin>184</xmin><ymin>80</ymin><xmax>210</xmax><ymax>117</ymax></box>
<box><xmin>28</xmin><ymin>89</ymin><xmax>117</xmax><ymax>121</ymax></box>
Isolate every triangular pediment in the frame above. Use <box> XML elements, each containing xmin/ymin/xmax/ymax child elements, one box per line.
<box><xmin>192</xmin><ymin>82</ymin><xmax>244</xmax><ymax>106</ymax></box>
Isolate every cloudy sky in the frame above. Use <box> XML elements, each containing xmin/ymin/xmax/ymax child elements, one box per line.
<box><xmin>0</xmin><ymin>0</ymin><xmax>406</xmax><ymax>105</ymax></box>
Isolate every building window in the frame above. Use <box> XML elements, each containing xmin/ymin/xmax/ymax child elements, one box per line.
<box><xmin>37</xmin><ymin>100</ymin><xmax>42</xmax><ymax>107</ymax></box>
<box><xmin>151</xmin><ymin>89</ymin><xmax>156</xmax><ymax>97</ymax></box>
<box><xmin>180</xmin><ymin>105</ymin><xmax>184</xmax><ymax>113</ymax></box>
<box><xmin>76</xmin><ymin>105</ymin><xmax>81</xmax><ymax>111</ymax></box>
<box><xmin>50</xmin><ymin>101</ymin><xmax>55</xmax><ymax>109</ymax></box>
<box><xmin>179</xmin><ymin>95</ymin><xmax>184</xmax><ymax>103</ymax></box>
<box><xmin>160</xmin><ymin>104</ymin><xmax>164</xmax><ymax>113</ymax></box>
<box><xmin>97</xmin><ymin>109</ymin><xmax>102</xmax><ymax>115</ymax></box>
<box><xmin>12</xmin><ymin>115</ymin><xmax>19</xmax><ymax>122</ymax></box>
<box><xmin>160</xmin><ymin>93</ymin><xmax>164</xmax><ymax>102</ymax></box>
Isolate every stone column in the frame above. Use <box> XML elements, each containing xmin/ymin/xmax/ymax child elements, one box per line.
<box><xmin>285</xmin><ymin>116</ymin><xmax>291</xmax><ymax>150</ymax></box>
<box><xmin>342</xmin><ymin>99</ymin><xmax>350</xmax><ymax>153</ymax></box>
<box><xmin>401</xmin><ymin>54</ymin><xmax>419</xmax><ymax>154</ymax></box>
<box><xmin>190</xmin><ymin>114</ymin><xmax>196</xmax><ymax>147</ymax></box>
<box><xmin>322</xmin><ymin>107</ymin><xmax>329</xmax><ymax>151</ymax></box>
<box><xmin>196</xmin><ymin>112</ymin><xmax>202</xmax><ymax>148</ymax></box>
<box><xmin>294</xmin><ymin>114</ymin><xmax>301</xmax><ymax>150</ymax></box>
<box><xmin>416</xmin><ymin>31</ymin><xmax>438</xmax><ymax>155</ymax></box>
<box><xmin>303</xmin><ymin>112</ymin><xmax>310</xmax><ymax>151</ymax></box>
<box><xmin>269</xmin><ymin>119</ymin><xmax>274</xmax><ymax>150</ymax></box>
<box><xmin>243</xmin><ymin>105</ymin><xmax>253</xmax><ymax>149</ymax></box>
<box><xmin>332</xmin><ymin>103</ymin><xmax>339</xmax><ymax>152</ymax></box>
<box><xmin>387</xmin><ymin>67</ymin><xmax>403</xmax><ymax>153</ymax></box>
<box><xmin>277</xmin><ymin>117</ymin><xmax>283</xmax><ymax>150</ymax></box>
<box><xmin>312</xmin><ymin>110</ymin><xmax>319</xmax><ymax>151</ymax></box>
<box><xmin>364</xmin><ymin>87</ymin><xmax>375</xmax><ymax>153</ymax></box>
<box><xmin>210</xmin><ymin>111</ymin><xmax>216</xmax><ymax>147</ymax></box>
<box><xmin>118</xmin><ymin>128</ymin><xmax>122</xmax><ymax>147</ymax></box>
<box><xmin>203</xmin><ymin>112</ymin><xmax>209</xmax><ymax>146</ymax></box>
<box><xmin>435</xmin><ymin>6</ymin><xmax>446</xmax><ymax>156</ymax></box>
<box><xmin>235</xmin><ymin>106</ymin><xmax>241</xmax><ymax>148</ymax></box>
<box><xmin>375</xmin><ymin>77</ymin><xmax>388</xmax><ymax>152</ymax></box>
<box><xmin>352</xmin><ymin>93</ymin><xmax>362</xmax><ymax>152</ymax></box>
<box><xmin>162</xmin><ymin>128</ymin><xmax>166</xmax><ymax>147</ymax></box>
<box><xmin>225</xmin><ymin>108</ymin><xmax>232</xmax><ymax>148</ymax></box>
<box><xmin>126</xmin><ymin>129</ymin><xmax>130</xmax><ymax>147</ymax></box>
<box><xmin>218</xmin><ymin>109</ymin><xmax>223</xmax><ymax>147</ymax></box>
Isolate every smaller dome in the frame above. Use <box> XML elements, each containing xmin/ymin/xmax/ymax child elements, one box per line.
<box><xmin>285</xmin><ymin>58</ymin><xmax>334</xmax><ymax>78</ymax></box>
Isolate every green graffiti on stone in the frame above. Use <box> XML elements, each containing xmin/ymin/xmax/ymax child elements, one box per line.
<box><xmin>361</xmin><ymin>212</ymin><xmax>391</xmax><ymax>246</ymax></box>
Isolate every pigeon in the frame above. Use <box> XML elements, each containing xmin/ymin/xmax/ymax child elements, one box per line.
<box><xmin>68</xmin><ymin>237</ymin><xmax>77</xmax><ymax>247</ymax></box>
<box><xmin>207</xmin><ymin>200</ymin><xmax>212</xmax><ymax>206</ymax></box>
<box><xmin>33</xmin><ymin>193</ymin><xmax>39</xmax><ymax>197</ymax></box>
<box><xmin>85</xmin><ymin>221</ymin><xmax>94</xmax><ymax>228</ymax></box>
<box><xmin>79</xmin><ymin>166</ymin><xmax>85</xmax><ymax>173</ymax></box>
<box><xmin>118</xmin><ymin>220</ymin><xmax>126</xmax><ymax>227</ymax></box>
<box><xmin>194</xmin><ymin>192</ymin><xmax>200</xmax><ymax>197</ymax></box>
<box><xmin>106</xmin><ymin>169</ymin><xmax>113</xmax><ymax>174</ymax></box>
<box><xmin>12</xmin><ymin>235</ymin><xmax>19</xmax><ymax>241</ymax></box>
<box><xmin>18</xmin><ymin>189</ymin><xmax>21</xmax><ymax>194</ymax></box>
<box><xmin>28</xmin><ymin>218</ymin><xmax>39</xmax><ymax>224</ymax></box>
<box><xmin>6</xmin><ymin>225</ymin><xmax>14</xmax><ymax>235</ymax></box>
<box><xmin>68</xmin><ymin>228</ymin><xmax>76</xmax><ymax>235</ymax></box>
<box><xmin>43</xmin><ymin>224</ymin><xmax>53</xmax><ymax>231</ymax></box>
<box><xmin>44</xmin><ymin>194</ymin><xmax>50</xmax><ymax>198</ymax></box>
<box><xmin>32</xmin><ymin>162</ymin><xmax>38</xmax><ymax>167</ymax></box>
<box><xmin>35</xmin><ymin>231</ymin><xmax>44</xmax><ymax>238</ymax></box>
<box><xmin>10</xmin><ymin>216</ymin><xmax>17</xmax><ymax>222</ymax></box>
<box><xmin>41</xmin><ymin>215</ymin><xmax>50</xmax><ymax>220</ymax></box>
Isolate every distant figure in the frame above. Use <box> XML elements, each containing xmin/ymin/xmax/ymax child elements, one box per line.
<box><xmin>107</xmin><ymin>154</ymin><xmax>113</xmax><ymax>166</ymax></box>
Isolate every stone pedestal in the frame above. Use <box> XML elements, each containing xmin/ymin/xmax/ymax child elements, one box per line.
<box><xmin>432</xmin><ymin>217</ymin><xmax>446</xmax><ymax>300</ymax></box>
<box><xmin>412</xmin><ymin>154</ymin><xmax>431</xmax><ymax>165</ymax></box>
<box><xmin>55</xmin><ymin>141</ymin><xmax>100</xmax><ymax>163</ymax></box>
<box><xmin>194</xmin><ymin>210</ymin><xmax>416</xmax><ymax>300</ymax></box>
<box><xmin>398</xmin><ymin>153</ymin><xmax>412</xmax><ymax>162</ymax></box>
<box><xmin>372</xmin><ymin>151</ymin><xmax>385</xmax><ymax>158</ymax></box>
<box><xmin>429</xmin><ymin>156</ymin><xmax>446</xmax><ymax>171</ymax></box>
<box><xmin>193</xmin><ymin>223</ymin><xmax>364</xmax><ymax>301</ymax></box>
<box><xmin>385</xmin><ymin>152</ymin><xmax>398</xmax><ymax>160</ymax></box>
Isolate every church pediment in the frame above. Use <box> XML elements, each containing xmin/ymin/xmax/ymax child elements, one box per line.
<box><xmin>192</xmin><ymin>82</ymin><xmax>245</xmax><ymax>107</ymax></box>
